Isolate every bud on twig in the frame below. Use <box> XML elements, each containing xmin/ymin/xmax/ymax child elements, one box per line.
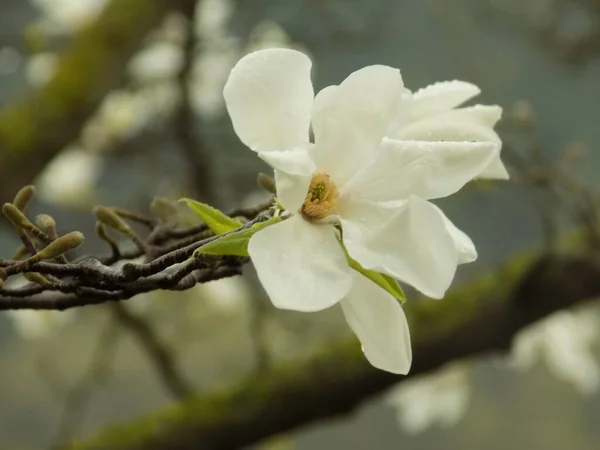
<box><xmin>13</xmin><ymin>185</ymin><xmax>35</xmax><ymax>212</ymax></box>
<box><xmin>3</xmin><ymin>203</ymin><xmax>51</xmax><ymax>243</ymax></box>
<box><xmin>36</xmin><ymin>214</ymin><xmax>59</xmax><ymax>240</ymax></box>
<box><xmin>37</xmin><ymin>231</ymin><xmax>84</xmax><ymax>260</ymax></box>
<box><xmin>150</xmin><ymin>197</ymin><xmax>179</xmax><ymax>223</ymax></box>
<box><xmin>24</xmin><ymin>272</ymin><xmax>52</xmax><ymax>286</ymax></box>
<box><xmin>94</xmin><ymin>206</ymin><xmax>131</xmax><ymax>233</ymax></box>
<box><xmin>94</xmin><ymin>206</ymin><xmax>147</xmax><ymax>254</ymax></box>
<box><xmin>257</xmin><ymin>173</ymin><xmax>276</xmax><ymax>194</ymax></box>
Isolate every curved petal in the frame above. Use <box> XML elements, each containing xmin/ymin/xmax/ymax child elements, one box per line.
<box><xmin>427</xmin><ymin>203</ymin><xmax>477</xmax><ymax>265</ymax></box>
<box><xmin>411</xmin><ymin>80</ymin><xmax>480</xmax><ymax>119</ymax></box>
<box><xmin>438</xmin><ymin>104</ymin><xmax>502</xmax><ymax>127</ymax></box>
<box><xmin>223</xmin><ymin>48</ymin><xmax>314</xmax><ymax>152</ymax></box>
<box><xmin>394</xmin><ymin>116</ymin><xmax>501</xmax><ymax>145</ymax></box>
<box><xmin>342</xmin><ymin>138</ymin><xmax>498</xmax><ymax>202</ymax></box>
<box><xmin>479</xmin><ymin>157</ymin><xmax>509</xmax><ymax>180</ymax></box>
<box><xmin>259</xmin><ymin>146</ymin><xmax>315</xmax><ymax>176</ymax></box>
<box><xmin>248</xmin><ymin>215</ymin><xmax>352</xmax><ymax>312</ymax></box>
<box><xmin>312</xmin><ymin>65</ymin><xmax>410</xmax><ymax>186</ymax></box>
<box><xmin>339</xmin><ymin>197</ymin><xmax>458</xmax><ymax>299</ymax></box>
<box><xmin>341</xmin><ymin>272</ymin><xmax>412</xmax><ymax>374</ymax></box>
<box><xmin>274</xmin><ymin>170</ymin><xmax>311</xmax><ymax>212</ymax></box>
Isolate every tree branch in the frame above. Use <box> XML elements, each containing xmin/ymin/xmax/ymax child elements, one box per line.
<box><xmin>63</xmin><ymin>246</ymin><xmax>600</xmax><ymax>450</ymax></box>
<box><xmin>0</xmin><ymin>0</ymin><xmax>196</xmax><ymax>204</ymax></box>
<box><xmin>110</xmin><ymin>302</ymin><xmax>194</xmax><ymax>399</ymax></box>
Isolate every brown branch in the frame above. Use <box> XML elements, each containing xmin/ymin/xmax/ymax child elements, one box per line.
<box><xmin>63</xmin><ymin>248</ymin><xmax>600</xmax><ymax>450</ymax></box>
<box><xmin>0</xmin><ymin>199</ymin><xmax>269</xmax><ymax>310</ymax></box>
<box><xmin>172</xmin><ymin>2</ymin><xmax>215</xmax><ymax>202</ymax></box>
<box><xmin>110</xmin><ymin>303</ymin><xmax>194</xmax><ymax>399</ymax></box>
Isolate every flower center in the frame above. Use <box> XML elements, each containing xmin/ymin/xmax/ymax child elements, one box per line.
<box><xmin>301</xmin><ymin>172</ymin><xmax>339</xmax><ymax>221</ymax></box>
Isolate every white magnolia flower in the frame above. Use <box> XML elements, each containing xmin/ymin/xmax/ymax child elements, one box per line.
<box><xmin>510</xmin><ymin>308</ymin><xmax>600</xmax><ymax>394</ymax></box>
<box><xmin>32</xmin><ymin>0</ymin><xmax>107</xmax><ymax>32</ymax></box>
<box><xmin>128</xmin><ymin>42</ymin><xmax>184</xmax><ymax>83</ymax></box>
<box><xmin>223</xmin><ymin>49</ymin><xmax>504</xmax><ymax>373</ymax></box>
<box><xmin>37</xmin><ymin>146</ymin><xmax>102</xmax><ymax>207</ymax></box>
<box><xmin>385</xmin><ymin>364</ymin><xmax>470</xmax><ymax>434</ymax></box>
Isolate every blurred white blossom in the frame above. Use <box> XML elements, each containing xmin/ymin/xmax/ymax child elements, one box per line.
<box><xmin>82</xmin><ymin>84</ymin><xmax>180</xmax><ymax>151</ymax></box>
<box><xmin>37</xmin><ymin>146</ymin><xmax>102</xmax><ymax>207</ymax></box>
<box><xmin>195</xmin><ymin>0</ymin><xmax>234</xmax><ymax>40</ymax></box>
<box><xmin>385</xmin><ymin>364</ymin><xmax>471</xmax><ymax>434</ymax></box>
<box><xmin>190</xmin><ymin>42</ymin><xmax>239</xmax><ymax>119</ymax></box>
<box><xmin>25</xmin><ymin>52</ymin><xmax>58</xmax><ymax>87</ymax></box>
<box><xmin>197</xmin><ymin>276</ymin><xmax>252</xmax><ymax>312</ymax></box>
<box><xmin>31</xmin><ymin>0</ymin><xmax>107</xmax><ymax>33</ymax></box>
<box><xmin>510</xmin><ymin>307</ymin><xmax>600</xmax><ymax>395</ymax></box>
<box><xmin>128</xmin><ymin>42</ymin><xmax>184</xmax><ymax>83</ymax></box>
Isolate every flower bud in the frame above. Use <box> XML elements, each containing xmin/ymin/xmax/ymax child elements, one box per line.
<box><xmin>13</xmin><ymin>185</ymin><xmax>36</xmax><ymax>211</ymax></box>
<box><xmin>24</xmin><ymin>272</ymin><xmax>52</xmax><ymax>286</ymax></box>
<box><xmin>3</xmin><ymin>203</ymin><xmax>30</xmax><ymax>228</ymax></box>
<box><xmin>93</xmin><ymin>206</ymin><xmax>131</xmax><ymax>233</ymax></box>
<box><xmin>257</xmin><ymin>173</ymin><xmax>276</xmax><ymax>194</ymax></box>
<box><xmin>36</xmin><ymin>214</ymin><xmax>56</xmax><ymax>230</ymax></box>
<box><xmin>37</xmin><ymin>231</ymin><xmax>84</xmax><ymax>260</ymax></box>
<box><xmin>150</xmin><ymin>197</ymin><xmax>179</xmax><ymax>222</ymax></box>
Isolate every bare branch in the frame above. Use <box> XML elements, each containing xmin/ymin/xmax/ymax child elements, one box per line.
<box><xmin>110</xmin><ymin>303</ymin><xmax>193</xmax><ymax>399</ymax></box>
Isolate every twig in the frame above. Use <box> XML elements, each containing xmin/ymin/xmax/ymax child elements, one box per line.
<box><xmin>52</xmin><ymin>319</ymin><xmax>120</xmax><ymax>447</ymax></box>
<box><xmin>110</xmin><ymin>303</ymin><xmax>193</xmax><ymax>399</ymax></box>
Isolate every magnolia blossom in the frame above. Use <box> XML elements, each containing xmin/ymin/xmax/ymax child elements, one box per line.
<box><xmin>385</xmin><ymin>364</ymin><xmax>470</xmax><ymax>434</ymax></box>
<box><xmin>223</xmin><ymin>49</ymin><xmax>504</xmax><ymax>373</ymax></box>
<box><xmin>510</xmin><ymin>308</ymin><xmax>600</xmax><ymax>395</ymax></box>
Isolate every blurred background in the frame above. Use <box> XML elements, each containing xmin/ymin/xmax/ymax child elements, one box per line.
<box><xmin>1</xmin><ymin>0</ymin><xmax>600</xmax><ymax>448</ymax></box>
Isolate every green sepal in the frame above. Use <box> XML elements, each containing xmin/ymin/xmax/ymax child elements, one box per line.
<box><xmin>195</xmin><ymin>216</ymin><xmax>283</xmax><ymax>257</ymax></box>
<box><xmin>342</xmin><ymin>245</ymin><xmax>406</xmax><ymax>304</ymax></box>
<box><xmin>180</xmin><ymin>198</ymin><xmax>242</xmax><ymax>235</ymax></box>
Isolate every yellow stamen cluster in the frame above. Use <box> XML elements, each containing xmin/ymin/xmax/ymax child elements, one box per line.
<box><xmin>301</xmin><ymin>172</ymin><xmax>339</xmax><ymax>221</ymax></box>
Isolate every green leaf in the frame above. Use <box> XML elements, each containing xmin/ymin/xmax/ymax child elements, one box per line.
<box><xmin>180</xmin><ymin>198</ymin><xmax>243</xmax><ymax>235</ymax></box>
<box><xmin>342</xmin><ymin>246</ymin><xmax>406</xmax><ymax>303</ymax></box>
<box><xmin>195</xmin><ymin>216</ymin><xmax>283</xmax><ymax>257</ymax></box>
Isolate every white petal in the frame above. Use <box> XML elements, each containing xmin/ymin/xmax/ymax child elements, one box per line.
<box><xmin>341</xmin><ymin>272</ymin><xmax>412</xmax><ymax>374</ymax></box>
<box><xmin>274</xmin><ymin>170</ymin><xmax>311</xmax><ymax>212</ymax></box>
<box><xmin>411</xmin><ymin>80</ymin><xmax>480</xmax><ymax>118</ymax></box>
<box><xmin>259</xmin><ymin>146</ymin><xmax>315</xmax><ymax>175</ymax></box>
<box><xmin>427</xmin><ymin>203</ymin><xmax>477</xmax><ymax>265</ymax></box>
<box><xmin>342</xmin><ymin>138</ymin><xmax>498</xmax><ymax>202</ymax></box>
<box><xmin>339</xmin><ymin>197</ymin><xmax>458</xmax><ymax>299</ymax></box>
<box><xmin>478</xmin><ymin>157</ymin><xmax>509</xmax><ymax>180</ymax></box>
<box><xmin>223</xmin><ymin>48</ymin><xmax>314</xmax><ymax>152</ymax></box>
<box><xmin>248</xmin><ymin>215</ymin><xmax>352</xmax><ymax>312</ymax></box>
<box><xmin>312</xmin><ymin>65</ymin><xmax>409</xmax><ymax>186</ymax></box>
<box><xmin>395</xmin><ymin>116</ymin><xmax>501</xmax><ymax>145</ymax></box>
<box><xmin>438</xmin><ymin>104</ymin><xmax>503</xmax><ymax>127</ymax></box>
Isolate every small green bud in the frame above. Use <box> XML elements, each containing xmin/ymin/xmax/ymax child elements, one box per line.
<box><xmin>257</xmin><ymin>173</ymin><xmax>276</xmax><ymax>194</ymax></box>
<box><xmin>36</xmin><ymin>214</ymin><xmax>56</xmax><ymax>230</ymax></box>
<box><xmin>93</xmin><ymin>207</ymin><xmax>131</xmax><ymax>233</ymax></box>
<box><xmin>38</xmin><ymin>231</ymin><xmax>84</xmax><ymax>260</ymax></box>
<box><xmin>13</xmin><ymin>185</ymin><xmax>36</xmax><ymax>211</ymax></box>
<box><xmin>150</xmin><ymin>197</ymin><xmax>179</xmax><ymax>222</ymax></box>
<box><xmin>24</xmin><ymin>272</ymin><xmax>52</xmax><ymax>286</ymax></box>
<box><xmin>3</xmin><ymin>203</ymin><xmax>30</xmax><ymax>228</ymax></box>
